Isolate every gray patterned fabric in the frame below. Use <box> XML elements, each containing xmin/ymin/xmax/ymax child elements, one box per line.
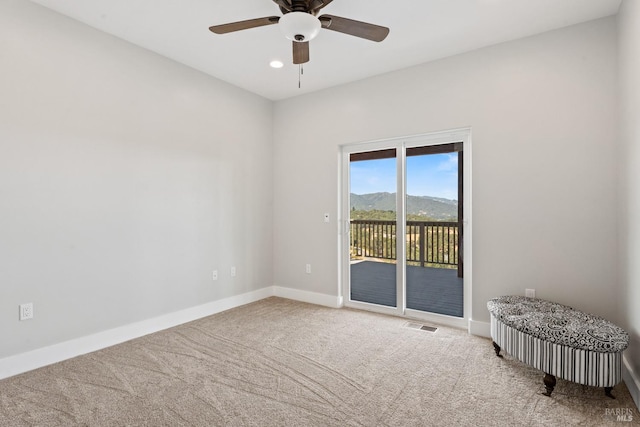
<box><xmin>487</xmin><ymin>296</ymin><xmax>629</xmax><ymax>353</ymax></box>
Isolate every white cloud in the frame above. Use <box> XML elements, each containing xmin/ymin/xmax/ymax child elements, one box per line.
<box><xmin>436</xmin><ymin>154</ymin><xmax>458</xmax><ymax>172</ymax></box>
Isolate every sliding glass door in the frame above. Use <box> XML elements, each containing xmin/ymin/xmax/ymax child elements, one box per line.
<box><xmin>342</xmin><ymin>130</ymin><xmax>469</xmax><ymax>324</ymax></box>
<box><xmin>405</xmin><ymin>145</ymin><xmax>463</xmax><ymax>318</ymax></box>
<box><xmin>349</xmin><ymin>149</ymin><xmax>398</xmax><ymax>309</ymax></box>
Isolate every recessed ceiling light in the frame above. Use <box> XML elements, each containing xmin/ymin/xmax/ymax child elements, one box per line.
<box><xmin>270</xmin><ymin>60</ymin><xmax>284</xmax><ymax>69</ymax></box>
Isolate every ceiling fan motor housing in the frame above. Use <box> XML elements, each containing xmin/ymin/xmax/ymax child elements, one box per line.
<box><xmin>279</xmin><ymin>11</ymin><xmax>321</xmax><ymax>42</ymax></box>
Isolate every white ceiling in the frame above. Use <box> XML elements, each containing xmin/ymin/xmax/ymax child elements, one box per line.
<box><xmin>30</xmin><ymin>0</ymin><xmax>621</xmax><ymax>101</ymax></box>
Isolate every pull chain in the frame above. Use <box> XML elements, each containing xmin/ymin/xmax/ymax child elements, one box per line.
<box><xmin>298</xmin><ymin>64</ymin><xmax>304</xmax><ymax>89</ymax></box>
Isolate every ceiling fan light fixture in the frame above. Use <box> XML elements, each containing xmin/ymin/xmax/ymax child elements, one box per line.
<box><xmin>279</xmin><ymin>12</ymin><xmax>321</xmax><ymax>42</ymax></box>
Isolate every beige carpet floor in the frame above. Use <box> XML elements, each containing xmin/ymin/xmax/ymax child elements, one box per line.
<box><xmin>0</xmin><ymin>297</ymin><xmax>637</xmax><ymax>426</ymax></box>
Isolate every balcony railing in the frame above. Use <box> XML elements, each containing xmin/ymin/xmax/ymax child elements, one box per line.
<box><xmin>350</xmin><ymin>219</ymin><xmax>461</xmax><ymax>271</ymax></box>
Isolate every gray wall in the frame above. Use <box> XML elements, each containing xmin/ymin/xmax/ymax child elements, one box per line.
<box><xmin>618</xmin><ymin>0</ymin><xmax>640</xmax><ymax>389</ymax></box>
<box><xmin>0</xmin><ymin>1</ymin><xmax>273</xmax><ymax>358</ymax></box>
<box><xmin>273</xmin><ymin>17</ymin><xmax>619</xmax><ymax>325</ymax></box>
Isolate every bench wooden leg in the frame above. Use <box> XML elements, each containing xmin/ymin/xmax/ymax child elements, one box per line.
<box><xmin>543</xmin><ymin>373</ymin><xmax>556</xmax><ymax>397</ymax></box>
<box><xmin>605</xmin><ymin>387</ymin><xmax>615</xmax><ymax>399</ymax></box>
<box><xmin>492</xmin><ymin>341</ymin><xmax>503</xmax><ymax>358</ymax></box>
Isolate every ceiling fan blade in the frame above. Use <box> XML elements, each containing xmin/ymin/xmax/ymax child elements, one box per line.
<box><xmin>319</xmin><ymin>15</ymin><xmax>389</xmax><ymax>42</ymax></box>
<box><xmin>293</xmin><ymin>41</ymin><xmax>310</xmax><ymax>64</ymax></box>
<box><xmin>209</xmin><ymin>16</ymin><xmax>280</xmax><ymax>34</ymax></box>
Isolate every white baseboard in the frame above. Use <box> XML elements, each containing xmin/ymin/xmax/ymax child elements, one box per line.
<box><xmin>0</xmin><ymin>287</ymin><xmax>273</xmax><ymax>380</ymax></box>
<box><xmin>0</xmin><ymin>286</ymin><xmax>344</xmax><ymax>380</ymax></box>
<box><xmin>3</xmin><ymin>286</ymin><xmax>635</xmax><ymax>412</ymax></box>
<box><xmin>273</xmin><ymin>286</ymin><xmax>343</xmax><ymax>308</ymax></box>
<box><xmin>468</xmin><ymin>319</ymin><xmax>491</xmax><ymax>338</ymax></box>
<box><xmin>623</xmin><ymin>354</ymin><xmax>640</xmax><ymax>411</ymax></box>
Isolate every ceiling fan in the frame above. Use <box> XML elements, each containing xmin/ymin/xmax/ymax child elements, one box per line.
<box><xmin>209</xmin><ymin>0</ymin><xmax>390</xmax><ymax>65</ymax></box>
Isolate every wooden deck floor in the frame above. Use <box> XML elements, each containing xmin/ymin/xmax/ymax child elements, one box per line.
<box><xmin>350</xmin><ymin>261</ymin><xmax>463</xmax><ymax>317</ymax></box>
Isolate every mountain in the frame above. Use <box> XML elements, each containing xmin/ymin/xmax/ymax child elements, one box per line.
<box><xmin>350</xmin><ymin>192</ymin><xmax>458</xmax><ymax>221</ymax></box>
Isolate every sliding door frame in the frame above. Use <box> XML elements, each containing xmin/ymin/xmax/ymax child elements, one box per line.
<box><xmin>340</xmin><ymin>128</ymin><xmax>472</xmax><ymax>329</ymax></box>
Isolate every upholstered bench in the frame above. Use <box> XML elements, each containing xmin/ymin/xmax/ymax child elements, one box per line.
<box><xmin>487</xmin><ymin>296</ymin><xmax>629</xmax><ymax>398</ymax></box>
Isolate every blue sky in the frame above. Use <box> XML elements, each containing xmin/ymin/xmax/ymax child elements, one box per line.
<box><xmin>350</xmin><ymin>153</ymin><xmax>458</xmax><ymax>200</ymax></box>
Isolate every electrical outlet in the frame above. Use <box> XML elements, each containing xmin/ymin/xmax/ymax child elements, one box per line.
<box><xmin>305</xmin><ymin>264</ymin><xmax>311</xmax><ymax>274</ymax></box>
<box><xmin>212</xmin><ymin>270</ymin><xmax>218</xmax><ymax>281</ymax></box>
<box><xmin>19</xmin><ymin>303</ymin><xmax>33</xmax><ymax>321</ymax></box>
<box><xmin>525</xmin><ymin>289</ymin><xmax>536</xmax><ymax>298</ymax></box>
<box><xmin>231</xmin><ymin>266</ymin><xmax>236</xmax><ymax>277</ymax></box>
